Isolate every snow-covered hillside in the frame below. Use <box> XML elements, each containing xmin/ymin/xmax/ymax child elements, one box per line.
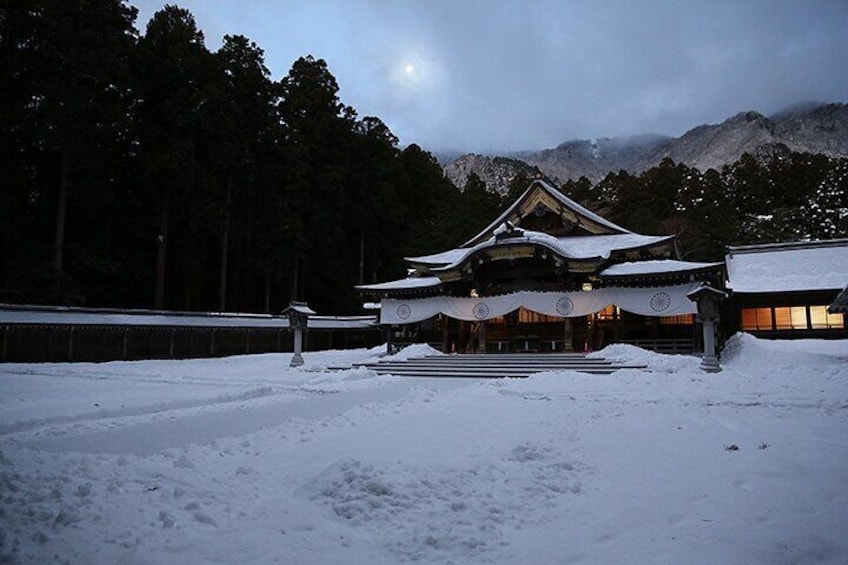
<box><xmin>1</xmin><ymin>335</ymin><xmax>847</xmax><ymax>564</ymax></box>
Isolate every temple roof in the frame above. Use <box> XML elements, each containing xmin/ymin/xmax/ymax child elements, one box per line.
<box><xmin>461</xmin><ymin>179</ymin><xmax>630</xmax><ymax>247</ymax></box>
<box><xmin>600</xmin><ymin>259</ymin><xmax>724</xmax><ymax>278</ymax></box>
<box><xmin>416</xmin><ymin>230</ymin><xmax>674</xmax><ymax>273</ymax></box>
<box><xmin>358</xmin><ymin>180</ymin><xmax>705</xmax><ymax>298</ymax></box>
<box><xmin>726</xmin><ymin>239</ymin><xmax>848</xmax><ymax>293</ymax></box>
<box><xmin>829</xmin><ymin>285</ymin><xmax>848</xmax><ymax>314</ymax></box>
<box><xmin>356</xmin><ymin>276</ymin><xmax>443</xmax><ymax>292</ymax></box>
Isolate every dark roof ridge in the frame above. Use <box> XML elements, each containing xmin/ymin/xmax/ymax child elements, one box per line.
<box><xmin>460</xmin><ymin>179</ymin><xmax>631</xmax><ymax>248</ymax></box>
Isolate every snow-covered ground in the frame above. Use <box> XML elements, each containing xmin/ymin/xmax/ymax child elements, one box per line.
<box><xmin>1</xmin><ymin>334</ymin><xmax>847</xmax><ymax>564</ymax></box>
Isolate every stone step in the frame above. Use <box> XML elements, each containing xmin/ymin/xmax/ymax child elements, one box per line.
<box><xmin>354</xmin><ymin>353</ymin><xmax>646</xmax><ymax>378</ymax></box>
<box><xmin>369</xmin><ymin>366</ymin><xmax>623</xmax><ymax>378</ymax></box>
<box><xmin>377</xmin><ymin>358</ymin><xmax>614</xmax><ymax>365</ymax></box>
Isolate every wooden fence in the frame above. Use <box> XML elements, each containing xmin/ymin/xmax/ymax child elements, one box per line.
<box><xmin>0</xmin><ymin>306</ymin><xmax>381</xmax><ymax>363</ymax></box>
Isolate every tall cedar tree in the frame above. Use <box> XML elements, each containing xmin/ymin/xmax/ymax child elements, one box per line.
<box><xmin>0</xmin><ymin>0</ymin><xmax>137</xmax><ymax>303</ymax></box>
<box><xmin>209</xmin><ymin>35</ymin><xmax>276</xmax><ymax>311</ymax></box>
<box><xmin>277</xmin><ymin>56</ymin><xmax>358</xmax><ymax>313</ymax></box>
<box><xmin>136</xmin><ymin>6</ymin><xmax>215</xmax><ymax>309</ymax></box>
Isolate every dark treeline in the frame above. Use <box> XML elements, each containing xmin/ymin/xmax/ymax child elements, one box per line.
<box><xmin>2</xmin><ymin>2</ymin><xmax>846</xmax><ymax>314</ymax></box>
<box><xmin>0</xmin><ymin>1</ymin><xmax>488</xmax><ymax>314</ymax></box>
<box><xmin>558</xmin><ymin>153</ymin><xmax>848</xmax><ymax>260</ymax></box>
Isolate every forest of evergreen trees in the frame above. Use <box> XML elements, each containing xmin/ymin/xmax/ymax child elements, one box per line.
<box><xmin>2</xmin><ymin>1</ymin><xmax>846</xmax><ymax>315</ymax></box>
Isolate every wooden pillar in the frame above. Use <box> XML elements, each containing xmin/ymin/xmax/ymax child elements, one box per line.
<box><xmin>458</xmin><ymin>320</ymin><xmax>466</xmax><ymax>353</ymax></box>
<box><xmin>441</xmin><ymin>315</ymin><xmax>449</xmax><ymax>353</ymax></box>
<box><xmin>1</xmin><ymin>325</ymin><xmax>8</xmax><ymax>362</ymax></box>
<box><xmin>477</xmin><ymin>321</ymin><xmax>487</xmax><ymax>353</ymax></box>
<box><xmin>613</xmin><ymin>308</ymin><xmax>621</xmax><ymax>341</ymax></box>
<box><xmin>67</xmin><ymin>326</ymin><xmax>75</xmax><ymax>361</ymax></box>
<box><xmin>562</xmin><ymin>318</ymin><xmax>574</xmax><ymax>352</ymax></box>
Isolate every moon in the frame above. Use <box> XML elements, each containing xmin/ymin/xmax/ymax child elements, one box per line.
<box><xmin>404</xmin><ymin>64</ymin><xmax>415</xmax><ymax>75</ymax></box>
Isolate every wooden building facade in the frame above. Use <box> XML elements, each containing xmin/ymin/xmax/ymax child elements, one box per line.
<box><xmin>358</xmin><ymin>180</ymin><xmax>725</xmax><ymax>353</ymax></box>
<box><xmin>724</xmin><ymin>240</ymin><xmax>848</xmax><ymax>340</ymax></box>
<box><xmin>0</xmin><ymin>305</ymin><xmax>381</xmax><ymax>363</ymax></box>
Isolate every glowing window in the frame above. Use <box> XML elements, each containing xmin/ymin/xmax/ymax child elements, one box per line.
<box><xmin>660</xmin><ymin>314</ymin><xmax>694</xmax><ymax>325</ymax></box>
<box><xmin>741</xmin><ymin>308</ymin><xmax>772</xmax><ymax>330</ymax></box>
<box><xmin>810</xmin><ymin>306</ymin><xmax>844</xmax><ymax>329</ymax></box>
<box><xmin>774</xmin><ymin>307</ymin><xmax>807</xmax><ymax>330</ymax></box>
<box><xmin>517</xmin><ymin>308</ymin><xmax>559</xmax><ymax>324</ymax></box>
<box><xmin>596</xmin><ymin>305</ymin><xmax>619</xmax><ymax>320</ymax></box>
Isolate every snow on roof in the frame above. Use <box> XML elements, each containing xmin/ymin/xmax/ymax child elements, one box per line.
<box><xmin>425</xmin><ymin>231</ymin><xmax>673</xmax><ymax>273</ymax></box>
<box><xmin>461</xmin><ymin>179</ymin><xmax>631</xmax><ymax>247</ymax></box>
<box><xmin>355</xmin><ymin>276</ymin><xmax>443</xmax><ymax>291</ymax></box>
<box><xmin>404</xmin><ymin>248</ymin><xmax>468</xmax><ymax>266</ymax></box>
<box><xmin>726</xmin><ymin>239</ymin><xmax>848</xmax><ymax>293</ymax></box>
<box><xmin>307</xmin><ymin>315</ymin><xmax>377</xmax><ymax>329</ymax></box>
<box><xmin>0</xmin><ymin>305</ymin><xmax>376</xmax><ymax>329</ymax></box>
<box><xmin>600</xmin><ymin>259</ymin><xmax>723</xmax><ymax>277</ymax></box>
<box><xmin>829</xmin><ymin>285</ymin><xmax>848</xmax><ymax>314</ymax></box>
<box><xmin>281</xmin><ymin>302</ymin><xmax>317</xmax><ymax>316</ymax></box>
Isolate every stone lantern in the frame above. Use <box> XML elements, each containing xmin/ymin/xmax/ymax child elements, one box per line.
<box><xmin>687</xmin><ymin>284</ymin><xmax>727</xmax><ymax>373</ymax></box>
<box><xmin>281</xmin><ymin>301</ymin><xmax>315</xmax><ymax>367</ymax></box>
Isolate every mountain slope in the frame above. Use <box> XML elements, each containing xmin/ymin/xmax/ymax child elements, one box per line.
<box><xmin>444</xmin><ymin>102</ymin><xmax>848</xmax><ymax>191</ymax></box>
<box><xmin>442</xmin><ymin>154</ymin><xmax>544</xmax><ymax>196</ymax></box>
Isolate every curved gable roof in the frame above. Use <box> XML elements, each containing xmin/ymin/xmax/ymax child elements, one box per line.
<box><xmin>461</xmin><ymin>179</ymin><xmax>630</xmax><ymax>248</ymax></box>
<box><xmin>424</xmin><ymin>231</ymin><xmax>674</xmax><ymax>274</ymax></box>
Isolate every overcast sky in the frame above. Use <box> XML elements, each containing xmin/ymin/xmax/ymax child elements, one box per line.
<box><xmin>133</xmin><ymin>0</ymin><xmax>848</xmax><ymax>154</ymax></box>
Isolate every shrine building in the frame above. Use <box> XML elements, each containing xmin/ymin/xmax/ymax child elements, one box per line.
<box><xmin>357</xmin><ymin>180</ymin><xmax>727</xmax><ymax>353</ymax></box>
<box><xmin>724</xmin><ymin>239</ymin><xmax>848</xmax><ymax>339</ymax></box>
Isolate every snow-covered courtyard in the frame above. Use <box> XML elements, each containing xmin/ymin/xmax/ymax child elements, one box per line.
<box><xmin>1</xmin><ymin>334</ymin><xmax>847</xmax><ymax>564</ymax></box>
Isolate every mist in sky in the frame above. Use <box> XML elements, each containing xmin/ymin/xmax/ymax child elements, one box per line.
<box><xmin>133</xmin><ymin>0</ymin><xmax>848</xmax><ymax>153</ymax></box>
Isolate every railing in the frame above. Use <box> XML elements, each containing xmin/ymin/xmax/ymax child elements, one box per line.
<box><xmin>0</xmin><ymin>304</ymin><xmax>381</xmax><ymax>363</ymax></box>
<box><xmin>619</xmin><ymin>338</ymin><xmax>695</xmax><ymax>354</ymax></box>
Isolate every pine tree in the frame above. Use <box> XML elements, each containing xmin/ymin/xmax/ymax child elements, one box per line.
<box><xmin>277</xmin><ymin>55</ymin><xmax>358</xmax><ymax>312</ymax></box>
<box><xmin>0</xmin><ymin>0</ymin><xmax>138</xmax><ymax>302</ymax></box>
<box><xmin>806</xmin><ymin>158</ymin><xmax>848</xmax><ymax>239</ymax></box>
<box><xmin>136</xmin><ymin>5</ymin><xmax>214</xmax><ymax>309</ymax></box>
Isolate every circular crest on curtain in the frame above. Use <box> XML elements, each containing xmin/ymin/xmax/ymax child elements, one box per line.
<box><xmin>472</xmin><ymin>301</ymin><xmax>490</xmax><ymax>319</ymax></box>
<box><xmin>650</xmin><ymin>292</ymin><xmax>671</xmax><ymax>312</ymax></box>
<box><xmin>556</xmin><ymin>296</ymin><xmax>575</xmax><ymax>316</ymax></box>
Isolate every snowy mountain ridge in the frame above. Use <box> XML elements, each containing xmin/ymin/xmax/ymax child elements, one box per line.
<box><xmin>444</xmin><ymin>102</ymin><xmax>848</xmax><ymax>193</ymax></box>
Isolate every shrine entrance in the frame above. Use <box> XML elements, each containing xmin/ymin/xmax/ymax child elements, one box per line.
<box><xmin>413</xmin><ymin>304</ymin><xmax>698</xmax><ymax>355</ymax></box>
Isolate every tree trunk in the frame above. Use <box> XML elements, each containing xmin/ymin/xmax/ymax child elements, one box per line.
<box><xmin>154</xmin><ymin>190</ymin><xmax>169</xmax><ymax>309</ymax></box>
<box><xmin>359</xmin><ymin>230</ymin><xmax>365</xmax><ymax>285</ymax></box>
<box><xmin>291</xmin><ymin>257</ymin><xmax>299</xmax><ymax>301</ymax></box>
<box><xmin>264</xmin><ymin>272</ymin><xmax>271</xmax><ymax>313</ymax></box>
<box><xmin>218</xmin><ymin>177</ymin><xmax>232</xmax><ymax>312</ymax></box>
<box><xmin>52</xmin><ymin>150</ymin><xmax>70</xmax><ymax>296</ymax></box>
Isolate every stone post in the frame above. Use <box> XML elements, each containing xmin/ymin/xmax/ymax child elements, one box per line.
<box><xmin>282</xmin><ymin>301</ymin><xmax>315</xmax><ymax>368</ymax></box>
<box><xmin>687</xmin><ymin>285</ymin><xmax>728</xmax><ymax>373</ymax></box>
<box><xmin>701</xmin><ymin>316</ymin><xmax>719</xmax><ymax>372</ymax></box>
